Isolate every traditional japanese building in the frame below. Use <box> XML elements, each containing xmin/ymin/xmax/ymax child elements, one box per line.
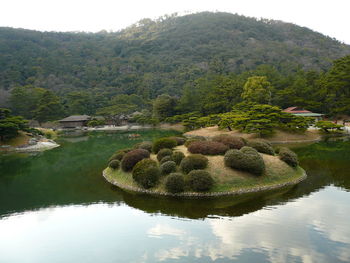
<box><xmin>283</xmin><ymin>107</ymin><xmax>324</xmax><ymax>121</ymax></box>
<box><xmin>59</xmin><ymin>115</ymin><xmax>91</xmax><ymax>128</ymax></box>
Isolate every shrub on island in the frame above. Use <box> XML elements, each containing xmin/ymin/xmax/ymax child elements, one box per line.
<box><xmin>160</xmin><ymin>155</ymin><xmax>172</xmax><ymax>164</ymax></box>
<box><xmin>180</xmin><ymin>154</ymin><xmax>209</xmax><ymax>174</ymax></box>
<box><xmin>224</xmin><ymin>146</ymin><xmax>265</xmax><ymax>176</ymax></box>
<box><xmin>247</xmin><ymin>140</ymin><xmax>275</xmax><ymax>155</ymax></box>
<box><xmin>121</xmin><ymin>149</ymin><xmax>150</xmax><ymax>171</ymax></box>
<box><xmin>152</xmin><ymin>138</ymin><xmax>177</xmax><ymax>153</ymax></box>
<box><xmin>212</xmin><ymin>134</ymin><xmax>245</xmax><ymax>149</ymax></box>
<box><xmin>172</xmin><ymin>151</ymin><xmax>185</xmax><ymax>165</ymax></box>
<box><xmin>188</xmin><ymin>170</ymin><xmax>214</xmax><ymax>191</ymax></box>
<box><xmin>278</xmin><ymin>147</ymin><xmax>298</xmax><ymax>167</ymax></box>
<box><xmin>109</xmin><ymin>148</ymin><xmax>132</xmax><ymax>162</ymax></box>
<box><xmin>132</xmin><ymin>159</ymin><xmax>160</xmax><ymax>189</ymax></box>
<box><xmin>157</xmin><ymin>148</ymin><xmax>173</xmax><ymax>161</ymax></box>
<box><xmin>184</xmin><ymin>136</ymin><xmax>206</xmax><ymax>147</ymax></box>
<box><xmin>160</xmin><ymin>161</ymin><xmax>177</xmax><ymax>175</ymax></box>
<box><xmin>108</xmin><ymin>159</ymin><xmax>120</xmax><ymax>170</ymax></box>
<box><xmin>168</xmin><ymin>136</ymin><xmax>186</xmax><ymax>145</ymax></box>
<box><xmin>134</xmin><ymin>141</ymin><xmax>153</xmax><ymax>152</ymax></box>
<box><xmin>165</xmin><ymin>173</ymin><xmax>185</xmax><ymax>193</ymax></box>
<box><xmin>187</xmin><ymin>141</ymin><xmax>229</xmax><ymax>155</ymax></box>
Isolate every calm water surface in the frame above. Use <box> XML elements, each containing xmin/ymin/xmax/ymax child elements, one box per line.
<box><xmin>0</xmin><ymin>131</ymin><xmax>350</xmax><ymax>263</ymax></box>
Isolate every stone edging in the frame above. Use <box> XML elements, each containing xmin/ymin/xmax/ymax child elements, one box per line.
<box><xmin>102</xmin><ymin>169</ymin><xmax>307</xmax><ymax>198</ymax></box>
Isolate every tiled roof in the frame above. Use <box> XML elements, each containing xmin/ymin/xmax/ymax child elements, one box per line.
<box><xmin>59</xmin><ymin>115</ymin><xmax>91</xmax><ymax>122</ymax></box>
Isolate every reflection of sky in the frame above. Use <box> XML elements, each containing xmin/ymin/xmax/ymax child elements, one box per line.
<box><xmin>0</xmin><ymin>186</ymin><xmax>350</xmax><ymax>263</ymax></box>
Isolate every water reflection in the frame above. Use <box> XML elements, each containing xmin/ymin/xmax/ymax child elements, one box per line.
<box><xmin>1</xmin><ymin>185</ymin><xmax>349</xmax><ymax>263</ymax></box>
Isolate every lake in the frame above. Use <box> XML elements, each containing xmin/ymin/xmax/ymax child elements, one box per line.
<box><xmin>0</xmin><ymin>131</ymin><xmax>349</xmax><ymax>263</ymax></box>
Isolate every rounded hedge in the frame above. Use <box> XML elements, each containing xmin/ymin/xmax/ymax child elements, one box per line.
<box><xmin>184</xmin><ymin>137</ymin><xmax>206</xmax><ymax>147</ymax></box>
<box><xmin>108</xmin><ymin>159</ymin><xmax>120</xmax><ymax>170</ymax></box>
<box><xmin>188</xmin><ymin>170</ymin><xmax>214</xmax><ymax>192</ymax></box>
<box><xmin>165</xmin><ymin>173</ymin><xmax>185</xmax><ymax>193</ymax></box>
<box><xmin>278</xmin><ymin>147</ymin><xmax>299</xmax><ymax>167</ymax></box>
<box><xmin>180</xmin><ymin>154</ymin><xmax>209</xmax><ymax>174</ymax></box>
<box><xmin>132</xmin><ymin>159</ymin><xmax>160</xmax><ymax>189</ymax></box>
<box><xmin>172</xmin><ymin>151</ymin><xmax>185</xmax><ymax>165</ymax></box>
<box><xmin>121</xmin><ymin>149</ymin><xmax>150</xmax><ymax>171</ymax></box>
<box><xmin>160</xmin><ymin>161</ymin><xmax>177</xmax><ymax>175</ymax></box>
<box><xmin>247</xmin><ymin>140</ymin><xmax>275</xmax><ymax>155</ymax></box>
<box><xmin>109</xmin><ymin>148</ymin><xmax>132</xmax><ymax>162</ymax></box>
<box><xmin>152</xmin><ymin>138</ymin><xmax>177</xmax><ymax>153</ymax></box>
<box><xmin>168</xmin><ymin>136</ymin><xmax>186</xmax><ymax>145</ymax></box>
<box><xmin>187</xmin><ymin>141</ymin><xmax>229</xmax><ymax>155</ymax></box>
<box><xmin>160</xmin><ymin>155</ymin><xmax>172</xmax><ymax>164</ymax></box>
<box><xmin>134</xmin><ymin>141</ymin><xmax>153</xmax><ymax>152</ymax></box>
<box><xmin>157</xmin><ymin>148</ymin><xmax>173</xmax><ymax>161</ymax></box>
<box><xmin>212</xmin><ymin>134</ymin><xmax>245</xmax><ymax>149</ymax></box>
<box><xmin>224</xmin><ymin>146</ymin><xmax>265</xmax><ymax>176</ymax></box>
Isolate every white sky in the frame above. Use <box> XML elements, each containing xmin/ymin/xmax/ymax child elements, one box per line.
<box><xmin>1</xmin><ymin>0</ymin><xmax>350</xmax><ymax>44</ymax></box>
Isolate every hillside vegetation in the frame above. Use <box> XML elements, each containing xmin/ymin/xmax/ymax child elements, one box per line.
<box><xmin>1</xmin><ymin>12</ymin><xmax>350</xmax><ymax>120</ymax></box>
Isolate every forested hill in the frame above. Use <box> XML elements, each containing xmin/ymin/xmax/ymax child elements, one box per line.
<box><xmin>1</xmin><ymin>12</ymin><xmax>350</xmax><ymax>99</ymax></box>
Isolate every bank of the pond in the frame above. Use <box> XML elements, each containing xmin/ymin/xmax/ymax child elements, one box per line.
<box><xmin>184</xmin><ymin>126</ymin><xmax>323</xmax><ymax>144</ymax></box>
<box><xmin>103</xmin><ymin>165</ymin><xmax>306</xmax><ymax>197</ymax></box>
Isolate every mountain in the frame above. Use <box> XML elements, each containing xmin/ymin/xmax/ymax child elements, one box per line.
<box><xmin>1</xmin><ymin>12</ymin><xmax>350</xmax><ymax>98</ymax></box>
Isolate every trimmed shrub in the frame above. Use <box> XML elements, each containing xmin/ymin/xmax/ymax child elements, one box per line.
<box><xmin>187</xmin><ymin>141</ymin><xmax>229</xmax><ymax>155</ymax></box>
<box><xmin>279</xmin><ymin>147</ymin><xmax>299</xmax><ymax>167</ymax></box>
<box><xmin>160</xmin><ymin>161</ymin><xmax>177</xmax><ymax>175</ymax></box>
<box><xmin>212</xmin><ymin>134</ymin><xmax>245</xmax><ymax>149</ymax></box>
<box><xmin>188</xmin><ymin>170</ymin><xmax>214</xmax><ymax>192</ymax></box>
<box><xmin>160</xmin><ymin>155</ymin><xmax>172</xmax><ymax>164</ymax></box>
<box><xmin>134</xmin><ymin>141</ymin><xmax>153</xmax><ymax>152</ymax></box>
<box><xmin>180</xmin><ymin>154</ymin><xmax>208</xmax><ymax>174</ymax></box>
<box><xmin>165</xmin><ymin>173</ymin><xmax>185</xmax><ymax>193</ymax></box>
<box><xmin>152</xmin><ymin>138</ymin><xmax>177</xmax><ymax>153</ymax></box>
<box><xmin>157</xmin><ymin>148</ymin><xmax>173</xmax><ymax>161</ymax></box>
<box><xmin>224</xmin><ymin>146</ymin><xmax>265</xmax><ymax>176</ymax></box>
<box><xmin>132</xmin><ymin>159</ymin><xmax>160</xmax><ymax>189</ymax></box>
<box><xmin>247</xmin><ymin>140</ymin><xmax>275</xmax><ymax>155</ymax></box>
<box><xmin>184</xmin><ymin>137</ymin><xmax>206</xmax><ymax>147</ymax></box>
<box><xmin>172</xmin><ymin>151</ymin><xmax>185</xmax><ymax>165</ymax></box>
<box><xmin>109</xmin><ymin>148</ymin><xmax>132</xmax><ymax>162</ymax></box>
<box><xmin>108</xmin><ymin>159</ymin><xmax>120</xmax><ymax>170</ymax></box>
<box><xmin>168</xmin><ymin>136</ymin><xmax>186</xmax><ymax>145</ymax></box>
<box><xmin>121</xmin><ymin>149</ymin><xmax>150</xmax><ymax>171</ymax></box>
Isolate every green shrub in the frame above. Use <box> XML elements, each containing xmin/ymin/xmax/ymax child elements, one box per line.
<box><xmin>160</xmin><ymin>161</ymin><xmax>177</xmax><ymax>175</ymax></box>
<box><xmin>134</xmin><ymin>141</ymin><xmax>153</xmax><ymax>152</ymax></box>
<box><xmin>187</xmin><ymin>141</ymin><xmax>228</xmax><ymax>155</ymax></box>
<box><xmin>108</xmin><ymin>159</ymin><xmax>120</xmax><ymax>170</ymax></box>
<box><xmin>184</xmin><ymin>137</ymin><xmax>206</xmax><ymax>147</ymax></box>
<box><xmin>247</xmin><ymin>140</ymin><xmax>275</xmax><ymax>155</ymax></box>
<box><xmin>224</xmin><ymin>146</ymin><xmax>265</xmax><ymax>176</ymax></box>
<box><xmin>180</xmin><ymin>154</ymin><xmax>208</xmax><ymax>174</ymax></box>
<box><xmin>109</xmin><ymin>148</ymin><xmax>133</xmax><ymax>162</ymax></box>
<box><xmin>152</xmin><ymin>138</ymin><xmax>177</xmax><ymax>153</ymax></box>
<box><xmin>172</xmin><ymin>151</ymin><xmax>185</xmax><ymax>165</ymax></box>
<box><xmin>188</xmin><ymin>170</ymin><xmax>214</xmax><ymax>191</ymax></box>
<box><xmin>278</xmin><ymin>147</ymin><xmax>299</xmax><ymax>167</ymax></box>
<box><xmin>132</xmin><ymin>159</ymin><xmax>160</xmax><ymax>189</ymax></box>
<box><xmin>165</xmin><ymin>173</ymin><xmax>185</xmax><ymax>193</ymax></box>
<box><xmin>121</xmin><ymin>149</ymin><xmax>150</xmax><ymax>171</ymax></box>
<box><xmin>212</xmin><ymin>134</ymin><xmax>245</xmax><ymax>149</ymax></box>
<box><xmin>160</xmin><ymin>155</ymin><xmax>172</xmax><ymax>164</ymax></box>
<box><xmin>168</xmin><ymin>136</ymin><xmax>186</xmax><ymax>145</ymax></box>
<box><xmin>157</xmin><ymin>148</ymin><xmax>173</xmax><ymax>161</ymax></box>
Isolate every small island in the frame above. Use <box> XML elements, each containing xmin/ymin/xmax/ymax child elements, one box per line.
<box><xmin>103</xmin><ymin>135</ymin><xmax>306</xmax><ymax>197</ymax></box>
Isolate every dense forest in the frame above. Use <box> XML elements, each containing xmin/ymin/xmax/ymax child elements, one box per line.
<box><xmin>1</xmin><ymin>12</ymin><xmax>350</xmax><ymax>122</ymax></box>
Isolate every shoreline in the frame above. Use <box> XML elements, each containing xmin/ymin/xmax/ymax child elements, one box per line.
<box><xmin>102</xmin><ymin>168</ymin><xmax>307</xmax><ymax>198</ymax></box>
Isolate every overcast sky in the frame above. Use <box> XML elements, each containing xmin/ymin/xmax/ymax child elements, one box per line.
<box><xmin>1</xmin><ymin>0</ymin><xmax>349</xmax><ymax>44</ymax></box>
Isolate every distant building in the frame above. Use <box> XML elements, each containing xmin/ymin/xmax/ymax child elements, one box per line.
<box><xmin>283</xmin><ymin>107</ymin><xmax>324</xmax><ymax>121</ymax></box>
<box><xmin>59</xmin><ymin>115</ymin><xmax>91</xmax><ymax>128</ymax></box>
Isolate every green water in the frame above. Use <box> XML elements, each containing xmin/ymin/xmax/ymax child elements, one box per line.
<box><xmin>0</xmin><ymin>131</ymin><xmax>350</xmax><ymax>263</ymax></box>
